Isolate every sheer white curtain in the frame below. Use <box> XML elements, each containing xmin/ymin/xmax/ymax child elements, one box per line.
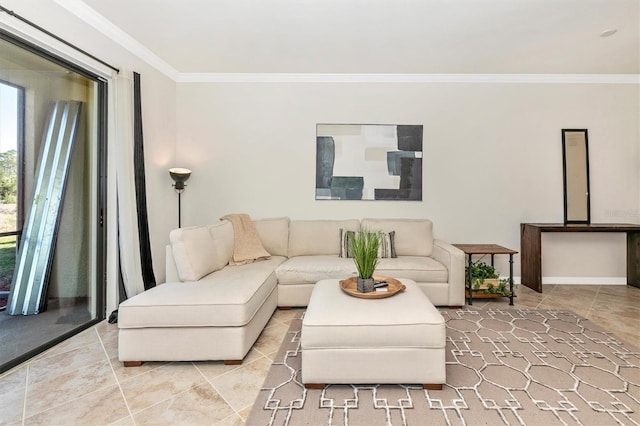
<box><xmin>112</xmin><ymin>70</ymin><xmax>145</xmax><ymax>298</ymax></box>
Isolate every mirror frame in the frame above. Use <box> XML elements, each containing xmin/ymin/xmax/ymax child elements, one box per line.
<box><xmin>561</xmin><ymin>129</ymin><xmax>591</xmax><ymax>224</ymax></box>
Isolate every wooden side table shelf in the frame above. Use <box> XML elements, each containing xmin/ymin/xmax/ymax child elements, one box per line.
<box><xmin>453</xmin><ymin>244</ymin><xmax>518</xmax><ymax>306</ymax></box>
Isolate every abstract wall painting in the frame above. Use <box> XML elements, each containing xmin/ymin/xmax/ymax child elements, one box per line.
<box><xmin>315</xmin><ymin>124</ymin><xmax>423</xmax><ymax>201</ymax></box>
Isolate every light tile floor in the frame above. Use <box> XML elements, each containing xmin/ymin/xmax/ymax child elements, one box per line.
<box><xmin>1</xmin><ymin>284</ymin><xmax>638</xmax><ymax>425</ymax></box>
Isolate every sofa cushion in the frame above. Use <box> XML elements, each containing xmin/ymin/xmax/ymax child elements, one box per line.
<box><xmin>375</xmin><ymin>256</ymin><xmax>448</xmax><ymax>283</ymax></box>
<box><xmin>361</xmin><ymin>218</ymin><xmax>433</xmax><ymax>257</ymax></box>
<box><xmin>170</xmin><ymin>222</ymin><xmax>234</xmax><ymax>281</ymax></box>
<box><xmin>119</xmin><ymin>256</ymin><xmax>286</xmax><ymax>328</ymax></box>
<box><xmin>209</xmin><ymin>221</ymin><xmax>235</xmax><ymax>268</ymax></box>
<box><xmin>288</xmin><ymin>219</ymin><xmax>360</xmax><ymax>257</ymax></box>
<box><xmin>276</xmin><ymin>255</ymin><xmax>357</xmax><ymax>285</ymax></box>
<box><xmin>255</xmin><ymin>217</ymin><xmax>290</xmax><ymax>257</ymax></box>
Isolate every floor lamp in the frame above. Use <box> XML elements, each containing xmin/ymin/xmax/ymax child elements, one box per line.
<box><xmin>169</xmin><ymin>168</ymin><xmax>191</xmax><ymax>228</ymax></box>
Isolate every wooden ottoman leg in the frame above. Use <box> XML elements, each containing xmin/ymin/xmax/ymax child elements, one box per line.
<box><xmin>224</xmin><ymin>360</ymin><xmax>243</xmax><ymax>365</ymax></box>
<box><xmin>304</xmin><ymin>383</ymin><xmax>325</xmax><ymax>390</ymax></box>
<box><xmin>123</xmin><ymin>361</ymin><xmax>143</xmax><ymax>367</ymax></box>
<box><xmin>423</xmin><ymin>384</ymin><xmax>443</xmax><ymax>390</ymax></box>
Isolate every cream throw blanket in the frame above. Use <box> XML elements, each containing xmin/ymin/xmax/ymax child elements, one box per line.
<box><xmin>221</xmin><ymin>214</ymin><xmax>271</xmax><ymax>266</ymax></box>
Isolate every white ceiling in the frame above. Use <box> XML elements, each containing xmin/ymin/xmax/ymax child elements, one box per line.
<box><xmin>76</xmin><ymin>0</ymin><xmax>638</xmax><ymax>76</ymax></box>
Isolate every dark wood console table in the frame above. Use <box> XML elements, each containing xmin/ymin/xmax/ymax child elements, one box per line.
<box><xmin>520</xmin><ymin>223</ymin><xmax>640</xmax><ymax>293</ymax></box>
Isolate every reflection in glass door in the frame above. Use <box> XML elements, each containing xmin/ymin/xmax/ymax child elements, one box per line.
<box><xmin>0</xmin><ymin>33</ymin><xmax>106</xmax><ymax>373</ymax></box>
<box><xmin>0</xmin><ymin>81</ymin><xmax>22</xmax><ymax>313</ymax></box>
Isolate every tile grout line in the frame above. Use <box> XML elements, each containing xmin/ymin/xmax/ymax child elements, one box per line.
<box><xmin>60</xmin><ymin>336</ymin><xmax>279</xmax><ymax>424</ymax></box>
<box><xmin>533</xmin><ymin>286</ymin><xmax>548</xmax><ymax>309</ymax></box>
<box><xmin>215</xmin><ymin>412</ymin><xmax>245</xmax><ymax>425</ymax></box>
<box><xmin>193</xmin><ymin>361</ymin><xmax>245</xmax><ymax>419</ymax></box>
<box><xmin>189</xmin><ymin>319</ymin><xmax>289</xmax><ymax>421</ymax></box>
<box><xmin>124</xmin><ymin>365</ymin><xmax>209</xmax><ymax>418</ymax></box>
<box><xmin>253</xmin><ymin>345</ymin><xmax>277</xmax><ymax>360</ymax></box>
<box><xmin>21</xmin><ymin>363</ymin><xmax>29</xmax><ymax>426</ymax></box>
<box><xmin>586</xmin><ymin>285</ymin><xmax>601</xmax><ymax>318</ymax></box>
<box><xmin>97</xmin><ymin>324</ymin><xmax>136</xmax><ymax>424</ymax></box>
<box><xmin>22</xmin><ymin>359</ymin><xmax>122</xmax><ymax>420</ymax></box>
<box><xmin>31</xmin><ymin>329</ymin><xmax>103</xmax><ymax>364</ymax></box>
<box><xmin>113</xmin><ymin>329</ymin><xmax>273</xmax><ymax>421</ymax></box>
<box><xmin>22</xmin><ymin>336</ymin><xmax>125</xmax><ymax>421</ymax></box>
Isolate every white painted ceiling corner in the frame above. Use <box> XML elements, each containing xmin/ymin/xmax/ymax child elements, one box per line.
<box><xmin>55</xmin><ymin>0</ymin><xmax>179</xmax><ymax>80</ymax></box>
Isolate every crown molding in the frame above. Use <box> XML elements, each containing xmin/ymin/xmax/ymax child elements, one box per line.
<box><xmin>176</xmin><ymin>73</ymin><xmax>640</xmax><ymax>84</ymax></box>
<box><xmin>55</xmin><ymin>0</ymin><xmax>179</xmax><ymax>80</ymax></box>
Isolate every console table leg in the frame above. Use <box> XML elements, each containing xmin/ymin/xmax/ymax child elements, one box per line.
<box><xmin>467</xmin><ymin>254</ymin><xmax>473</xmax><ymax>305</ymax></box>
<box><xmin>521</xmin><ymin>224</ymin><xmax>543</xmax><ymax>293</ymax></box>
<box><xmin>509</xmin><ymin>254</ymin><xmax>514</xmax><ymax>305</ymax></box>
<box><xmin>628</xmin><ymin>232</ymin><xmax>640</xmax><ymax>288</ymax></box>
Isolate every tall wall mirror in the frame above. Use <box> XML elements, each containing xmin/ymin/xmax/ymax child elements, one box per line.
<box><xmin>562</xmin><ymin>129</ymin><xmax>591</xmax><ymax>224</ymax></box>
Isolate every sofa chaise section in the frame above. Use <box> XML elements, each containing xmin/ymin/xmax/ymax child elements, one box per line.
<box><xmin>118</xmin><ymin>218</ymin><xmax>289</xmax><ymax>364</ymax></box>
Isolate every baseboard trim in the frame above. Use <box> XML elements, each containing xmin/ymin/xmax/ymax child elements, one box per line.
<box><xmin>508</xmin><ymin>276</ymin><xmax>627</xmax><ymax>285</ymax></box>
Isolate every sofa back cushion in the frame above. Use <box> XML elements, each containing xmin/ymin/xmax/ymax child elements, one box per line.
<box><xmin>288</xmin><ymin>219</ymin><xmax>360</xmax><ymax>256</ymax></box>
<box><xmin>209</xmin><ymin>221</ymin><xmax>235</xmax><ymax>268</ymax></box>
<box><xmin>360</xmin><ymin>218</ymin><xmax>433</xmax><ymax>257</ymax></box>
<box><xmin>254</xmin><ymin>217</ymin><xmax>290</xmax><ymax>257</ymax></box>
<box><xmin>169</xmin><ymin>221</ymin><xmax>234</xmax><ymax>281</ymax></box>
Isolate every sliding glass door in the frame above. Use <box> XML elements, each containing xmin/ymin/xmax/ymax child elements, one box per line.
<box><xmin>0</xmin><ymin>80</ymin><xmax>22</xmax><ymax>313</ymax></box>
<box><xmin>0</xmin><ymin>31</ymin><xmax>106</xmax><ymax>373</ymax></box>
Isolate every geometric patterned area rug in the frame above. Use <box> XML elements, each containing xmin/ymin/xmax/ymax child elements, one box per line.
<box><xmin>247</xmin><ymin>309</ymin><xmax>640</xmax><ymax>426</ymax></box>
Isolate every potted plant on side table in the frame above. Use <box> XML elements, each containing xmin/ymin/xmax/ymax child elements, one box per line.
<box><xmin>467</xmin><ymin>261</ymin><xmax>511</xmax><ymax>296</ymax></box>
<box><xmin>350</xmin><ymin>230</ymin><xmax>381</xmax><ymax>293</ymax></box>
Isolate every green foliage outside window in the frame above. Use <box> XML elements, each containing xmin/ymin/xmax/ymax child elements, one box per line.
<box><xmin>0</xmin><ymin>150</ymin><xmax>17</xmax><ymax>204</ymax></box>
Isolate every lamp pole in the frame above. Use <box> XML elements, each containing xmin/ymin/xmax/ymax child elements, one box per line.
<box><xmin>177</xmin><ymin>191</ymin><xmax>182</xmax><ymax>228</ymax></box>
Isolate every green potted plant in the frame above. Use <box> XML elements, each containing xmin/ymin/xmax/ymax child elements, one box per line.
<box><xmin>466</xmin><ymin>261</ymin><xmax>499</xmax><ymax>290</ymax></box>
<box><xmin>490</xmin><ymin>278</ymin><xmax>512</xmax><ymax>296</ymax></box>
<box><xmin>349</xmin><ymin>230</ymin><xmax>381</xmax><ymax>293</ymax></box>
<box><xmin>466</xmin><ymin>261</ymin><xmax>512</xmax><ymax>296</ymax></box>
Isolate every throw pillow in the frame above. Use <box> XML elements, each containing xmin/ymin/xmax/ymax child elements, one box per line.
<box><xmin>170</xmin><ymin>225</ymin><xmax>218</xmax><ymax>281</ymax></box>
<box><xmin>339</xmin><ymin>228</ymin><xmax>356</xmax><ymax>258</ymax></box>
<box><xmin>379</xmin><ymin>230</ymin><xmax>396</xmax><ymax>258</ymax></box>
<box><xmin>339</xmin><ymin>229</ymin><xmax>396</xmax><ymax>259</ymax></box>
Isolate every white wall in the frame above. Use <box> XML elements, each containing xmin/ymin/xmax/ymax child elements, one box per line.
<box><xmin>176</xmin><ymin>82</ymin><xmax>639</xmax><ymax>282</ymax></box>
<box><xmin>3</xmin><ymin>2</ymin><xmax>638</xmax><ymax>300</ymax></box>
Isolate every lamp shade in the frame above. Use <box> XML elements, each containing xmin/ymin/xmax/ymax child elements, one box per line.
<box><xmin>169</xmin><ymin>167</ymin><xmax>191</xmax><ymax>190</ymax></box>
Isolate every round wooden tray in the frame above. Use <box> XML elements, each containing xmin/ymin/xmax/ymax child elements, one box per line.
<box><xmin>339</xmin><ymin>276</ymin><xmax>406</xmax><ymax>299</ymax></box>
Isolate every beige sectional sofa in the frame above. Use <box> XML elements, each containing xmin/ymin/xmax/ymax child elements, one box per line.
<box><xmin>118</xmin><ymin>218</ymin><xmax>464</xmax><ymax>365</ymax></box>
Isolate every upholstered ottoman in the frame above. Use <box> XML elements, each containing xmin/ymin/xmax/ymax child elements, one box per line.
<box><xmin>301</xmin><ymin>278</ymin><xmax>446</xmax><ymax>389</ymax></box>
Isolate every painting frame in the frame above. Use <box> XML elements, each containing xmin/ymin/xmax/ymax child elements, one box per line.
<box><xmin>315</xmin><ymin>123</ymin><xmax>423</xmax><ymax>201</ymax></box>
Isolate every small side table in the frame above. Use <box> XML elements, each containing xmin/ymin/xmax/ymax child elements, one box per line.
<box><xmin>453</xmin><ymin>244</ymin><xmax>518</xmax><ymax>306</ymax></box>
